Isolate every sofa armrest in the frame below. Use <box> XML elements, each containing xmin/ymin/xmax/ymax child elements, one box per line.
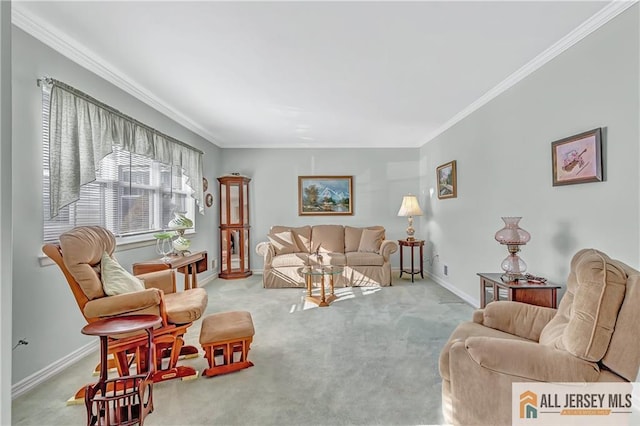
<box><xmin>83</xmin><ymin>288</ymin><xmax>163</xmax><ymax>319</ymax></box>
<box><xmin>256</xmin><ymin>241</ymin><xmax>275</xmax><ymax>266</ymax></box>
<box><xmin>480</xmin><ymin>301</ymin><xmax>557</xmax><ymax>341</ymax></box>
<box><xmin>380</xmin><ymin>240</ymin><xmax>398</xmax><ymax>260</ymax></box>
<box><xmin>462</xmin><ymin>336</ymin><xmax>600</xmax><ymax>382</ymax></box>
<box><xmin>137</xmin><ymin>270</ymin><xmax>176</xmax><ymax>294</ymax></box>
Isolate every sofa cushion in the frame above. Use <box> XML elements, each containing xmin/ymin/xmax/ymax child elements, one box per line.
<box><xmin>345</xmin><ymin>226</ymin><xmax>385</xmax><ymax>252</ymax></box>
<box><xmin>272</xmin><ymin>253</ymin><xmax>310</xmax><ymax>268</ymax></box>
<box><xmin>308</xmin><ymin>253</ymin><xmax>346</xmax><ymax>266</ymax></box>
<box><xmin>267</xmin><ymin>230</ymin><xmax>301</xmax><ymax>255</ymax></box>
<box><xmin>358</xmin><ymin>229</ymin><xmax>385</xmax><ymax>253</ymax></box>
<box><xmin>271</xmin><ymin>225</ymin><xmax>311</xmax><ymax>253</ymax></box>
<box><xmin>60</xmin><ymin>226</ymin><xmax>115</xmax><ymax>300</ymax></box>
<box><xmin>101</xmin><ymin>252</ymin><xmax>145</xmax><ymax>296</ymax></box>
<box><xmin>345</xmin><ymin>252</ymin><xmax>384</xmax><ymax>267</ymax></box>
<box><xmin>164</xmin><ymin>287</ymin><xmax>208</xmax><ymax>325</ymax></box>
<box><xmin>311</xmin><ymin>225</ymin><xmax>345</xmax><ymax>253</ymax></box>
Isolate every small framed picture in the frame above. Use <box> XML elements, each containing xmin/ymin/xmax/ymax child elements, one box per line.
<box><xmin>551</xmin><ymin>128</ymin><xmax>602</xmax><ymax>186</ymax></box>
<box><xmin>436</xmin><ymin>160</ymin><xmax>457</xmax><ymax>199</ymax></box>
<box><xmin>298</xmin><ymin>176</ymin><xmax>353</xmax><ymax>215</ymax></box>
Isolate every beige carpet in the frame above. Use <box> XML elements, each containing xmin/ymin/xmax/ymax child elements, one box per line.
<box><xmin>12</xmin><ymin>273</ymin><xmax>473</xmax><ymax>425</ymax></box>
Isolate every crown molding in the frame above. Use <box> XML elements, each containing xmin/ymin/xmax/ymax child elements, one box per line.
<box><xmin>11</xmin><ymin>2</ymin><xmax>635</xmax><ymax>150</ymax></box>
<box><xmin>423</xmin><ymin>0</ymin><xmax>638</xmax><ymax>146</ymax></box>
<box><xmin>11</xmin><ymin>6</ymin><xmax>221</xmax><ymax>147</ymax></box>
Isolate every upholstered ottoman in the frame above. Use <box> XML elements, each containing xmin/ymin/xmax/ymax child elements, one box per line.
<box><xmin>199</xmin><ymin>311</ymin><xmax>254</xmax><ymax>377</ymax></box>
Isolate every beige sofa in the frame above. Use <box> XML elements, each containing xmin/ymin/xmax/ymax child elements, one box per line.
<box><xmin>256</xmin><ymin>225</ymin><xmax>398</xmax><ymax>288</ymax></box>
<box><xmin>439</xmin><ymin>248</ymin><xmax>640</xmax><ymax>425</ymax></box>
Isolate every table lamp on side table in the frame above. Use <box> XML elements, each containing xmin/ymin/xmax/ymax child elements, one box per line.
<box><xmin>397</xmin><ymin>194</ymin><xmax>423</xmax><ymax>241</ymax></box>
<box><xmin>494</xmin><ymin>216</ymin><xmax>531</xmax><ymax>281</ymax></box>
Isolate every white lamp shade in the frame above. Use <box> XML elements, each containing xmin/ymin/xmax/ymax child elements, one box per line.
<box><xmin>397</xmin><ymin>195</ymin><xmax>423</xmax><ymax>217</ymax></box>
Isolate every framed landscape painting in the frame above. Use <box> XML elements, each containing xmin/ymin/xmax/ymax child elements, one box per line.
<box><xmin>551</xmin><ymin>128</ymin><xmax>603</xmax><ymax>186</ymax></box>
<box><xmin>436</xmin><ymin>160</ymin><xmax>457</xmax><ymax>199</ymax></box>
<box><xmin>298</xmin><ymin>176</ymin><xmax>353</xmax><ymax>216</ymax></box>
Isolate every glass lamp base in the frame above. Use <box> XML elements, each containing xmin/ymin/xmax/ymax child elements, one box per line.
<box><xmin>500</xmin><ymin>253</ymin><xmax>527</xmax><ymax>282</ymax></box>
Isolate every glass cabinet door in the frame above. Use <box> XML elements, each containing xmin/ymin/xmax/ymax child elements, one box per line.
<box><xmin>218</xmin><ymin>175</ymin><xmax>252</xmax><ymax>279</ymax></box>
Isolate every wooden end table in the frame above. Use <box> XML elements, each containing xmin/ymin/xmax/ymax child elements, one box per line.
<box><xmin>132</xmin><ymin>251</ymin><xmax>208</xmax><ymax>290</ymax></box>
<box><xmin>81</xmin><ymin>315</ymin><xmax>162</xmax><ymax>426</ymax></box>
<box><xmin>398</xmin><ymin>239</ymin><xmax>424</xmax><ymax>282</ymax></box>
<box><xmin>478</xmin><ymin>273</ymin><xmax>562</xmax><ymax>309</ymax></box>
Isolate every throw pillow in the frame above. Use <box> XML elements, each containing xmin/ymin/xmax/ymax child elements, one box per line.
<box><xmin>358</xmin><ymin>229</ymin><xmax>385</xmax><ymax>253</ymax></box>
<box><xmin>100</xmin><ymin>252</ymin><xmax>145</xmax><ymax>296</ymax></box>
<box><xmin>268</xmin><ymin>230</ymin><xmax>301</xmax><ymax>255</ymax></box>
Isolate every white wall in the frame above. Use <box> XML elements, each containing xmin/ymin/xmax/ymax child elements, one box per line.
<box><xmin>419</xmin><ymin>5</ymin><xmax>640</xmax><ymax>306</ymax></box>
<box><xmin>0</xmin><ymin>1</ymin><xmax>11</xmax><ymax>422</ymax></box>
<box><xmin>221</xmin><ymin>148</ymin><xmax>420</xmax><ymax>270</ymax></box>
<box><xmin>11</xmin><ymin>27</ymin><xmax>223</xmax><ymax>385</ymax></box>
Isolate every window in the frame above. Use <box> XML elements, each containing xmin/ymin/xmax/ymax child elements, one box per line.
<box><xmin>42</xmin><ymin>86</ymin><xmax>195</xmax><ymax>243</ymax></box>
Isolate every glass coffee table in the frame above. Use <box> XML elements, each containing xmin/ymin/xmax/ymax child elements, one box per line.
<box><xmin>299</xmin><ymin>265</ymin><xmax>344</xmax><ymax>307</ymax></box>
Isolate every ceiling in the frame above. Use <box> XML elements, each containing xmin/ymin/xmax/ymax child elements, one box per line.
<box><xmin>13</xmin><ymin>1</ymin><xmax>615</xmax><ymax>149</ymax></box>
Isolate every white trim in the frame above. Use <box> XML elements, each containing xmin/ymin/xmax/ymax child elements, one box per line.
<box><xmin>425</xmin><ymin>271</ymin><xmax>479</xmax><ymax>308</ymax></box>
<box><xmin>422</xmin><ymin>0</ymin><xmax>638</xmax><ymax>145</ymax></box>
<box><xmin>11</xmin><ymin>341</ymin><xmax>98</xmax><ymax>400</ymax></box>
<box><xmin>11</xmin><ymin>7</ymin><xmax>220</xmax><ymax>148</ymax></box>
<box><xmin>198</xmin><ymin>272</ymin><xmax>217</xmax><ymax>287</ymax></box>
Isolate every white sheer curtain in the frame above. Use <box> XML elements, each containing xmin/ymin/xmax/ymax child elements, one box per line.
<box><xmin>43</xmin><ymin>77</ymin><xmax>204</xmax><ymax>217</ymax></box>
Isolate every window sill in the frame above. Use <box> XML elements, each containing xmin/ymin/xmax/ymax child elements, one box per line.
<box><xmin>39</xmin><ymin>231</ymin><xmax>197</xmax><ymax>267</ymax></box>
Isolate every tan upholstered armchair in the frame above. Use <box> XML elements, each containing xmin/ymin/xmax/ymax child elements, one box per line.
<box><xmin>440</xmin><ymin>249</ymin><xmax>640</xmax><ymax>425</ymax></box>
<box><xmin>43</xmin><ymin>226</ymin><xmax>208</xmax><ymax>402</ymax></box>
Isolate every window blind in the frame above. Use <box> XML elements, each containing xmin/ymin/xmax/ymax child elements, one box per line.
<box><xmin>42</xmin><ymin>80</ymin><xmax>196</xmax><ymax>243</ymax></box>
<box><xmin>41</xmin><ymin>77</ymin><xmax>204</xmax><ymax>218</ymax></box>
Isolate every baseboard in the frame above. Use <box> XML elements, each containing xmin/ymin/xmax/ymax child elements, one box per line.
<box><xmin>12</xmin><ymin>340</ymin><xmax>98</xmax><ymax>400</ymax></box>
<box><xmin>426</xmin><ymin>271</ymin><xmax>479</xmax><ymax>308</ymax></box>
<box><xmin>198</xmin><ymin>272</ymin><xmax>217</xmax><ymax>286</ymax></box>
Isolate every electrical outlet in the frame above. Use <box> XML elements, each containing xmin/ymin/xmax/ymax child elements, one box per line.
<box><xmin>212</xmin><ymin>259</ymin><xmax>218</xmax><ymax>270</ymax></box>
<box><xmin>444</xmin><ymin>265</ymin><xmax>449</xmax><ymax>276</ymax></box>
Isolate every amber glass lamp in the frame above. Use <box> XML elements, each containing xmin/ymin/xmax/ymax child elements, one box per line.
<box><xmin>494</xmin><ymin>217</ymin><xmax>531</xmax><ymax>281</ymax></box>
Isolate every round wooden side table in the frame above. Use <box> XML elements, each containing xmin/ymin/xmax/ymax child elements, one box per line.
<box><xmin>398</xmin><ymin>239</ymin><xmax>425</xmax><ymax>282</ymax></box>
<box><xmin>82</xmin><ymin>314</ymin><xmax>162</xmax><ymax>426</ymax></box>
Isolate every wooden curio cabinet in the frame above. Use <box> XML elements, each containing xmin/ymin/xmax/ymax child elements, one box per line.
<box><xmin>218</xmin><ymin>174</ymin><xmax>252</xmax><ymax>279</ymax></box>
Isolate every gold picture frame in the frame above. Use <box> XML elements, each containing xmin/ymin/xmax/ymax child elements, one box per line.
<box><xmin>298</xmin><ymin>176</ymin><xmax>353</xmax><ymax>216</ymax></box>
<box><xmin>436</xmin><ymin>160</ymin><xmax>457</xmax><ymax>199</ymax></box>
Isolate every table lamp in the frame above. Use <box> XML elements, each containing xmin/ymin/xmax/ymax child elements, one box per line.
<box><xmin>397</xmin><ymin>195</ymin><xmax>423</xmax><ymax>241</ymax></box>
<box><xmin>494</xmin><ymin>216</ymin><xmax>530</xmax><ymax>281</ymax></box>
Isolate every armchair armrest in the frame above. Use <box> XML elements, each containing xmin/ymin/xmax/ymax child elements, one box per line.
<box><xmin>463</xmin><ymin>336</ymin><xmax>600</xmax><ymax>382</ymax></box>
<box><xmin>472</xmin><ymin>309</ymin><xmax>485</xmax><ymax>324</ymax></box>
<box><xmin>380</xmin><ymin>240</ymin><xmax>398</xmax><ymax>260</ymax></box>
<box><xmin>480</xmin><ymin>301</ymin><xmax>557</xmax><ymax>341</ymax></box>
<box><xmin>256</xmin><ymin>241</ymin><xmax>275</xmax><ymax>266</ymax></box>
<box><xmin>83</xmin><ymin>288</ymin><xmax>163</xmax><ymax>319</ymax></box>
<box><xmin>137</xmin><ymin>269</ymin><xmax>176</xmax><ymax>294</ymax></box>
